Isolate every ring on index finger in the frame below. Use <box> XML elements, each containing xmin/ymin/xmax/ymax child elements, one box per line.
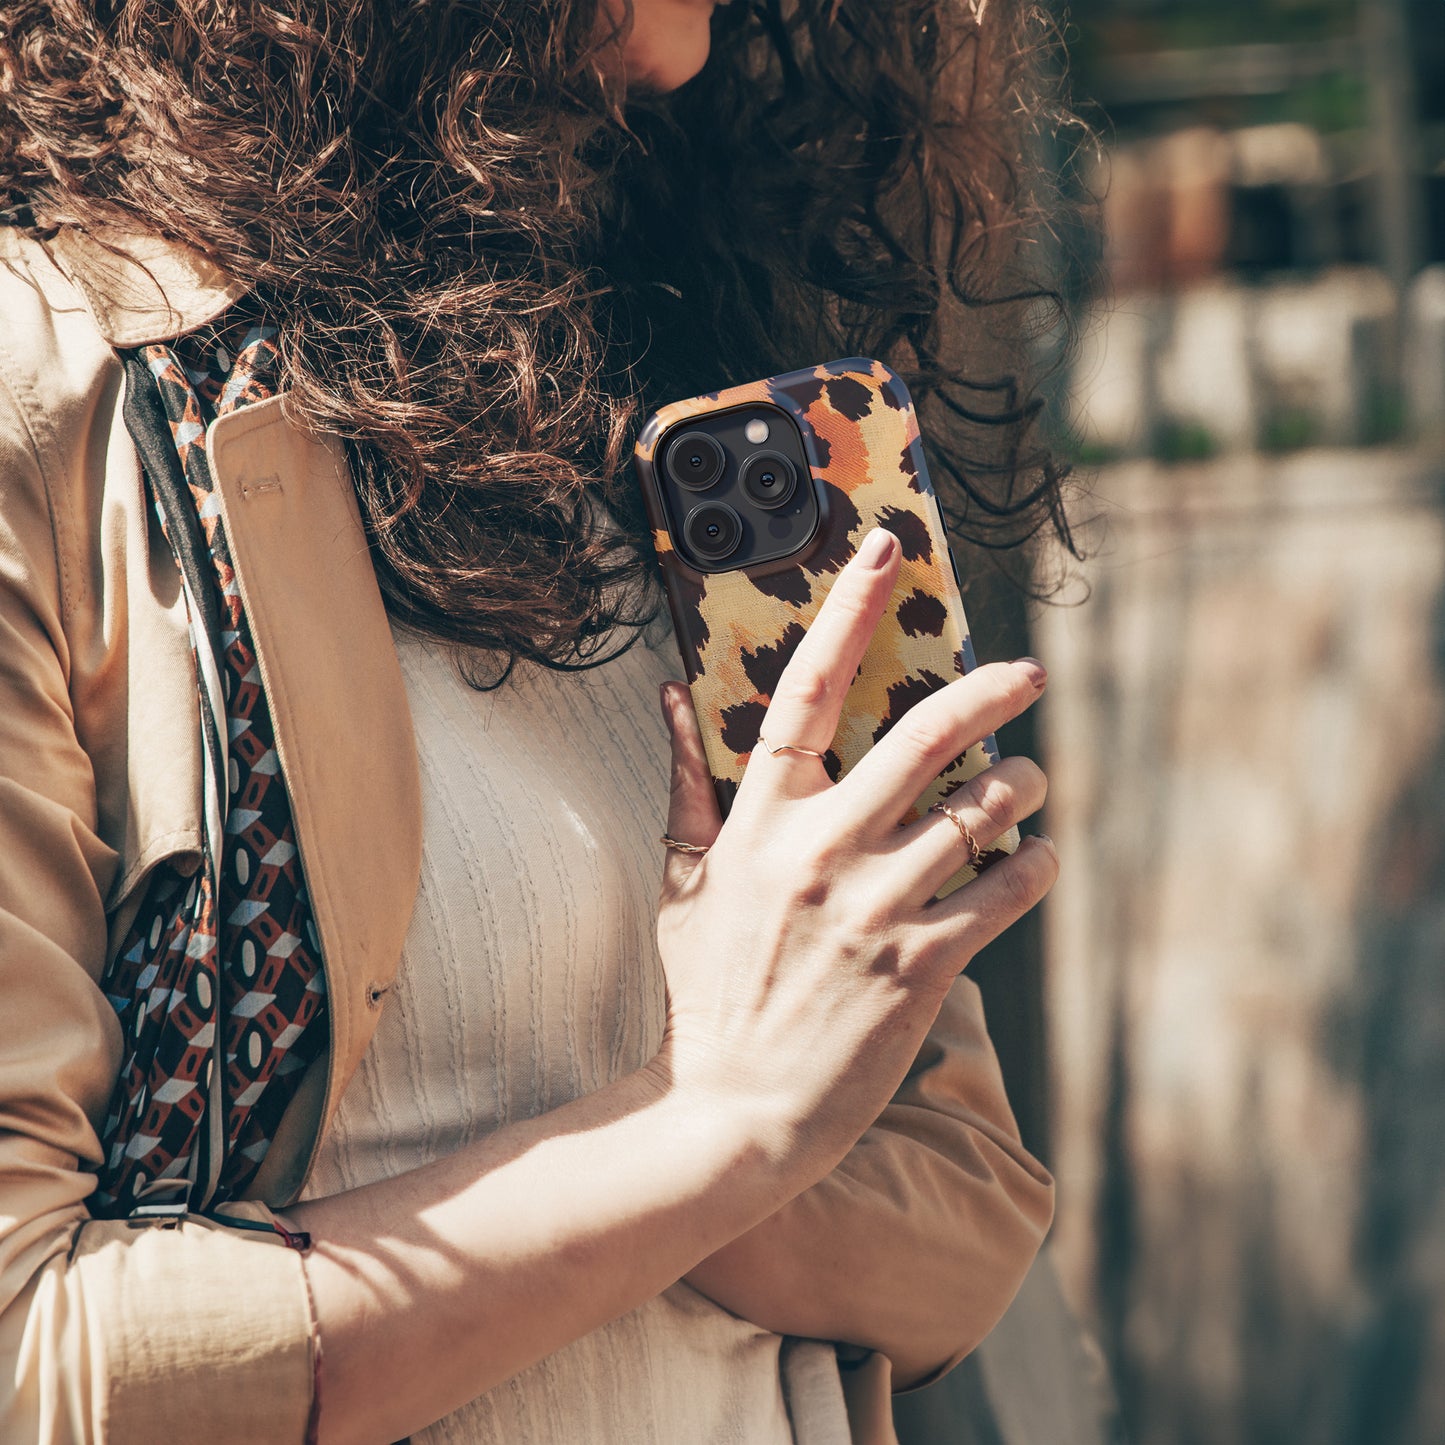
<box><xmin>756</xmin><ymin>734</ymin><xmax>827</xmax><ymax>761</ymax></box>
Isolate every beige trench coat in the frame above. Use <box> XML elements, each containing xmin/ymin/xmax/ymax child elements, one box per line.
<box><xmin>0</xmin><ymin>225</ymin><xmax>1054</xmax><ymax>1444</ymax></box>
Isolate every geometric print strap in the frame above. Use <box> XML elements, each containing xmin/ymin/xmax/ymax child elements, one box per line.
<box><xmin>92</xmin><ymin>322</ymin><xmax>328</xmax><ymax>1219</ymax></box>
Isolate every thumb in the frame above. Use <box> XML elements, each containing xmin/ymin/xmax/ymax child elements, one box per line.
<box><xmin>661</xmin><ymin>681</ymin><xmax>723</xmax><ymax>888</ymax></box>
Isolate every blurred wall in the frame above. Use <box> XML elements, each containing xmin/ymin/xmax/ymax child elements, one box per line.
<box><xmin>1039</xmin><ymin>448</ymin><xmax>1445</xmax><ymax>1445</ymax></box>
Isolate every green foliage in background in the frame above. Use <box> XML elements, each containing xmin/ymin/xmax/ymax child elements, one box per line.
<box><xmin>1066</xmin><ymin>0</ymin><xmax>1368</xmax><ymax>134</ymax></box>
<box><xmin>1068</xmin><ymin>0</ymin><xmax>1357</xmax><ymax>56</ymax></box>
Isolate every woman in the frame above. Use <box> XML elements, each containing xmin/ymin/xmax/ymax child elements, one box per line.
<box><xmin>0</xmin><ymin>2</ymin><xmax>1070</xmax><ymax>1442</ymax></box>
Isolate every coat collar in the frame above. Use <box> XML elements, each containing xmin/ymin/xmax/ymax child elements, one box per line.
<box><xmin>46</xmin><ymin>225</ymin><xmax>246</xmax><ymax>345</ymax></box>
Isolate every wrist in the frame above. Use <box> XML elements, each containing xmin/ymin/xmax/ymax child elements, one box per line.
<box><xmin>634</xmin><ymin>1048</ymin><xmax>820</xmax><ymax>1208</ymax></box>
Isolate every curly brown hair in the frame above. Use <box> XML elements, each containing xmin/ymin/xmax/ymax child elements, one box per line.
<box><xmin>0</xmin><ymin>0</ymin><xmax>1078</xmax><ymax>683</ymax></box>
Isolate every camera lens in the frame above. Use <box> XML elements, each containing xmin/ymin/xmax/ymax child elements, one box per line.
<box><xmin>684</xmin><ymin>503</ymin><xmax>743</xmax><ymax>563</ymax></box>
<box><xmin>740</xmin><ymin>451</ymin><xmax>798</xmax><ymax>510</ymax></box>
<box><xmin>666</xmin><ymin>431</ymin><xmax>726</xmax><ymax>492</ymax></box>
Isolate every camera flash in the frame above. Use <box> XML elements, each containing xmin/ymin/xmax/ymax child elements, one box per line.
<box><xmin>744</xmin><ymin>418</ymin><xmax>770</xmax><ymax>445</ymax></box>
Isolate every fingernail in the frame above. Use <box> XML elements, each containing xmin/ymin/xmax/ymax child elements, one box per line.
<box><xmin>1032</xmin><ymin>833</ymin><xmax>1056</xmax><ymax>855</ymax></box>
<box><xmin>1013</xmin><ymin>657</ymin><xmax>1047</xmax><ymax>688</ymax></box>
<box><xmin>659</xmin><ymin>683</ymin><xmax>676</xmax><ymax>732</ymax></box>
<box><xmin>857</xmin><ymin>528</ymin><xmax>896</xmax><ymax>569</ymax></box>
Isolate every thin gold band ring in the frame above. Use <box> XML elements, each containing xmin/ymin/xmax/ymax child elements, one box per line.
<box><xmin>757</xmin><ymin>735</ymin><xmax>827</xmax><ymax>761</ymax></box>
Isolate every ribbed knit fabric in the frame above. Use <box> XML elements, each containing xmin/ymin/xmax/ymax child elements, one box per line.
<box><xmin>299</xmin><ymin>616</ymin><xmax>850</xmax><ymax>1444</ymax></box>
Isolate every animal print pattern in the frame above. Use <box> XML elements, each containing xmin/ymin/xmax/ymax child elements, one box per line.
<box><xmin>636</xmin><ymin>357</ymin><xmax>1018</xmax><ymax>890</ymax></box>
<box><xmin>92</xmin><ymin>323</ymin><xmax>327</xmax><ymax>1217</ymax></box>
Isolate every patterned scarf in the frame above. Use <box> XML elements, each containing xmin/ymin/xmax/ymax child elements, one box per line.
<box><xmin>91</xmin><ymin>324</ymin><xmax>329</xmax><ymax>1219</ymax></box>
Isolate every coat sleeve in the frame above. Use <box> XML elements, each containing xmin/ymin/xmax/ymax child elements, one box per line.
<box><xmin>686</xmin><ymin>973</ymin><xmax>1055</xmax><ymax>1389</ymax></box>
<box><xmin>0</xmin><ymin>359</ymin><xmax>317</xmax><ymax>1443</ymax></box>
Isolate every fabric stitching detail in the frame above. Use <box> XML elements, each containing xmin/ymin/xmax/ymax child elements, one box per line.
<box><xmin>0</xmin><ymin>332</ymin><xmax>78</xmax><ymax>629</ymax></box>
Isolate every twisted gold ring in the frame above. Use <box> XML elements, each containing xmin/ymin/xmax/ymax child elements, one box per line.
<box><xmin>660</xmin><ymin>833</ymin><xmax>710</xmax><ymax>856</ymax></box>
<box><xmin>928</xmin><ymin>799</ymin><xmax>985</xmax><ymax>870</ymax></box>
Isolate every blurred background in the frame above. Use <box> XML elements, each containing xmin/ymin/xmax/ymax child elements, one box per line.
<box><xmin>900</xmin><ymin>3</ymin><xmax>1445</xmax><ymax>1443</ymax></box>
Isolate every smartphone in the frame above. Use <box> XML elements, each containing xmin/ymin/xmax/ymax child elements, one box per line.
<box><xmin>634</xmin><ymin>357</ymin><xmax>1018</xmax><ymax>889</ymax></box>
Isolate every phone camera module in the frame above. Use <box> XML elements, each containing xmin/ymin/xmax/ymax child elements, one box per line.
<box><xmin>684</xmin><ymin>502</ymin><xmax>743</xmax><ymax>563</ymax></box>
<box><xmin>740</xmin><ymin>451</ymin><xmax>797</xmax><ymax>510</ymax></box>
<box><xmin>666</xmin><ymin>431</ymin><xmax>726</xmax><ymax>492</ymax></box>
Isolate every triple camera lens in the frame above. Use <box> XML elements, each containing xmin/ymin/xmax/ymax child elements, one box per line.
<box><xmin>658</xmin><ymin>412</ymin><xmax>812</xmax><ymax>570</ymax></box>
<box><xmin>666</xmin><ymin>431</ymin><xmax>726</xmax><ymax>492</ymax></box>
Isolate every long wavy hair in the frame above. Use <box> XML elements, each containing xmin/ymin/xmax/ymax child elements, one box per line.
<box><xmin>0</xmin><ymin>0</ymin><xmax>1079</xmax><ymax>682</ymax></box>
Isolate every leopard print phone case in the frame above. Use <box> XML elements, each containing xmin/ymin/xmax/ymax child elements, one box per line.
<box><xmin>635</xmin><ymin>357</ymin><xmax>1018</xmax><ymax>889</ymax></box>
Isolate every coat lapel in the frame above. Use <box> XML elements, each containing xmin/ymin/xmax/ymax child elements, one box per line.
<box><xmin>206</xmin><ymin>395</ymin><xmax>422</xmax><ymax>1202</ymax></box>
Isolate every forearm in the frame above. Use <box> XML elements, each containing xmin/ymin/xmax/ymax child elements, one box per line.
<box><xmin>683</xmin><ymin>1122</ymin><xmax>1052</xmax><ymax>1387</ymax></box>
<box><xmin>284</xmin><ymin>1063</ymin><xmax>796</xmax><ymax>1445</ymax></box>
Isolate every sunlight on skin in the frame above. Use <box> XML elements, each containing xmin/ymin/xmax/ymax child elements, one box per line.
<box><xmin>616</xmin><ymin>0</ymin><xmax>728</xmax><ymax>92</ymax></box>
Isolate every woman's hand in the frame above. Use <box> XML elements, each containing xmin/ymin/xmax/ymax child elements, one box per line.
<box><xmin>653</xmin><ymin>526</ymin><xmax>1057</xmax><ymax>1188</ymax></box>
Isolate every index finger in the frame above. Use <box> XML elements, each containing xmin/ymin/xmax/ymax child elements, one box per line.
<box><xmin>747</xmin><ymin>527</ymin><xmax>900</xmax><ymax>788</ymax></box>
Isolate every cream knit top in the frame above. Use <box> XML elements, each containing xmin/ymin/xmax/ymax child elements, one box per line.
<box><xmin>299</xmin><ymin>618</ymin><xmax>851</xmax><ymax>1444</ymax></box>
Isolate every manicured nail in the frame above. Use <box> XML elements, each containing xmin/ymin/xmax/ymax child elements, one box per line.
<box><xmin>1013</xmin><ymin>657</ymin><xmax>1047</xmax><ymax>688</ymax></box>
<box><xmin>857</xmin><ymin>528</ymin><xmax>896</xmax><ymax>568</ymax></box>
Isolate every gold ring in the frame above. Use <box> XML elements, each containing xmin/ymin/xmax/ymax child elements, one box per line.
<box><xmin>757</xmin><ymin>735</ymin><xmax>826</xmax><ymax>761</ymax></box>
<box><xmin>928</xmin><ymin>799</ymin><xmax>985</xmax><ymax>870</ymax></box>
<box><xmin>660</xmin><ymin>833</ymin><xmax>710</xmax><ymax>855</ymax></box>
